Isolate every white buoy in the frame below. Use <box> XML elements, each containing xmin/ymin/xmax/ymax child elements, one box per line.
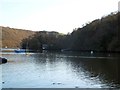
<box><xmin>91</xmin><ymin>51</ymin><xmax>93</xmax><ymax>54</ymax></box>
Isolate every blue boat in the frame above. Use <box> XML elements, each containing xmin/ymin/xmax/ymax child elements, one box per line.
<box><xmin>14</xmin><ymin>49</ymin><xmax>26</xmax><ymax>53</ymax></box>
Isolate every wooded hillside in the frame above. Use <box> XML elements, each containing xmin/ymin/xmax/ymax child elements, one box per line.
<box><xmin>69</xmin><ymin>12</ymin><xmax>120</xmax><ymax>52</ymax></box>
<box><xmin>21</xmin><ymin>12</ymin><xmax>120</xmax><ymax>52</ymax></box>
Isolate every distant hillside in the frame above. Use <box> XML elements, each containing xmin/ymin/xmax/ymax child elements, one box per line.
<box><xmin>1</xmin><ymin>26</ymin><xmax>35</xmax><ymax>48</ymax></box>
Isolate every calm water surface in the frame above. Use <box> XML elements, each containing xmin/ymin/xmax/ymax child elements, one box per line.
<box><xmin>2</xmin><ymin>51</ymin><xmax>120</xmax><ymax>88</ymax></box>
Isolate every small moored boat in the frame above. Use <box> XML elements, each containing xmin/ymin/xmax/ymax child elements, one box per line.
<box><xmin>0</xmin><ymin>57</ymin><xmax>7</xmax><ymax>64</ymax></box>
<box><xmin>14</xmin><ymin>49</ymin><xmax>26</xmax><ymax>53</ymax></box>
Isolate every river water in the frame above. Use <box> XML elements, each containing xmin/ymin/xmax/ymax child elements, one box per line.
<box><xmin>1</xmin><ymin>51</ymin><xmax>120</xmax><ymax>88</ymax></box>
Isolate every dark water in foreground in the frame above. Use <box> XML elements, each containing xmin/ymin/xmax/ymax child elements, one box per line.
<box><xmin>2</xmin><ymin>51</ymin><xmax>120</xmax><ymax>88</ymax></box>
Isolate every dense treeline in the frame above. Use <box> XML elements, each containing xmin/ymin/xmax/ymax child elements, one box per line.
<box><xmin>21</xmin><ymin>31</ymin><xmax>67</xmax><ymax>51</ymax></box>
<box><xmin>21</xmin><ymin>12</ymin><xmax>120</xmax><ymax>52</ymax></box>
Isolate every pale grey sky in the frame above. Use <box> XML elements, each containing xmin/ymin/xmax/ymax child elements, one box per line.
<box><xmin>0</xmin><ymin>0</ymin><xmax>119</xmax><ymax>34</ymax></box>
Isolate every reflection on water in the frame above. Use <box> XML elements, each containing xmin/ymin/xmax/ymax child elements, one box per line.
<box><xmin>2</xmin><ymin>51</ymin><xmax>120</xmax><ymax>88</ymax></box>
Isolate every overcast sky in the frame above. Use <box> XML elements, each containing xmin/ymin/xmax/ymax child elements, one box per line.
<box><xmin>0</xmin><ymin>0</ymin><xmax>119</xmax><ymax>34</ymax></box>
